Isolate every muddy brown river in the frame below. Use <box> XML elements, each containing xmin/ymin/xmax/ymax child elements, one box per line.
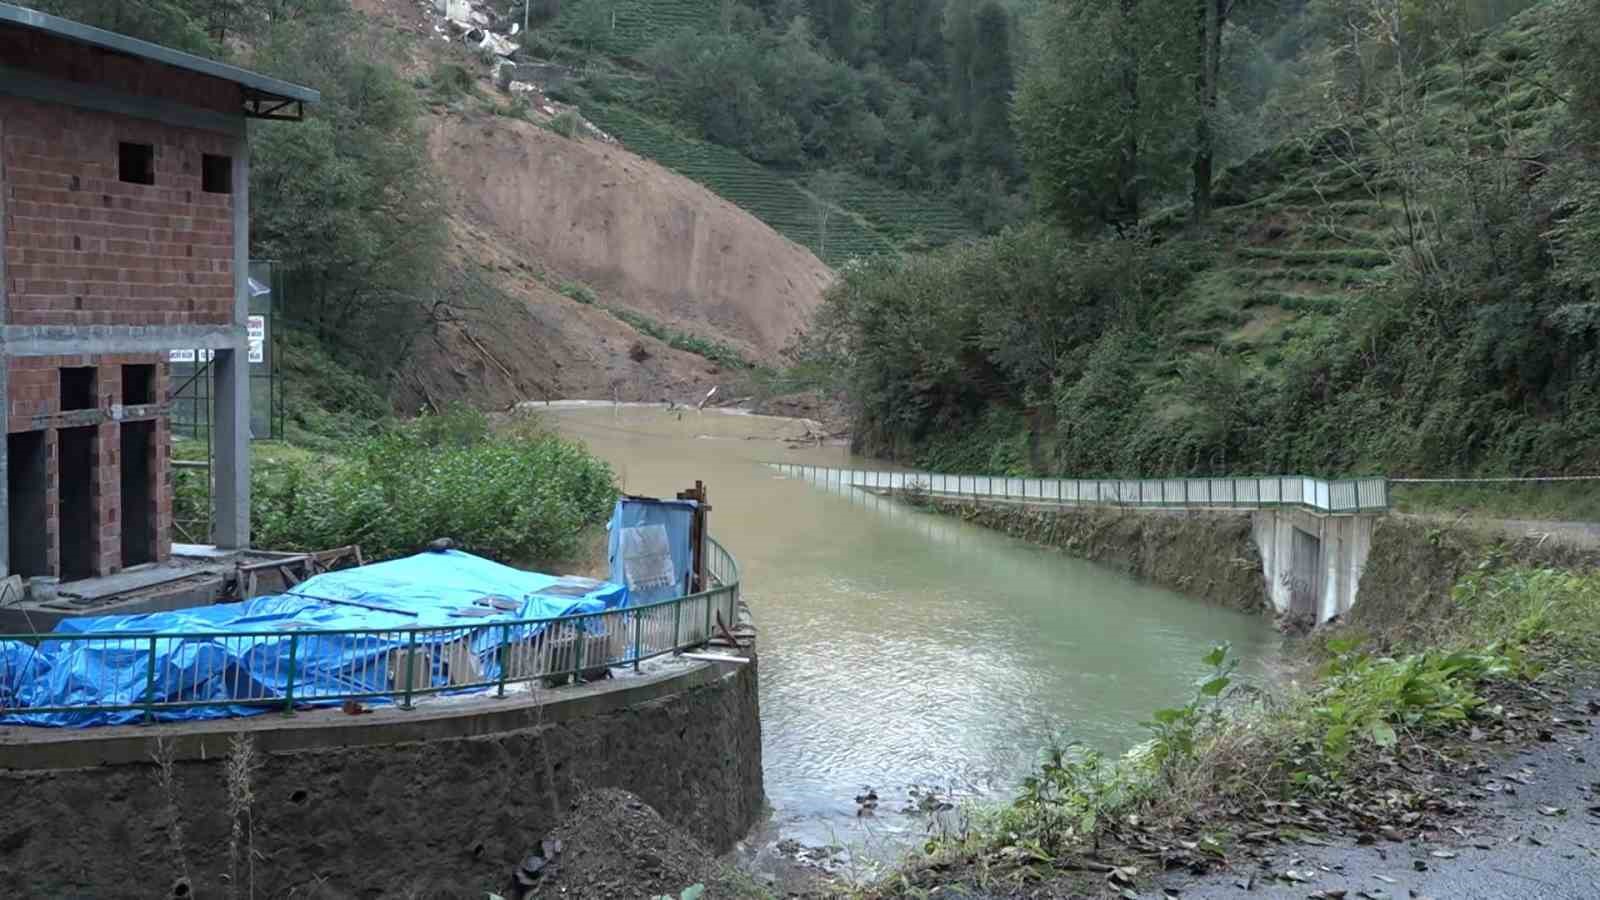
<box><xmin>547</xmin><ymin>405</ymin><xmax>1281</xmax><ymax>860</ymax></box>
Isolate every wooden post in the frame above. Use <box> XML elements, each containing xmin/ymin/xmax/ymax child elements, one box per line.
<box><xmin>675</xmin><ymin>481</ymin><xmax>711</xmax><ymax>594</ymax></box>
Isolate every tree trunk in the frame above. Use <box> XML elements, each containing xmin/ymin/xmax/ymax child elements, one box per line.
<box><xmin>1191</xmin><ymin>0</ymin><xmax>1223</xmax><ymax>223</ymax></box>
<box><xmin>1118</xmin><ymin>0</ymin><xmax>1140</xmax><ymax>226</ymax></box>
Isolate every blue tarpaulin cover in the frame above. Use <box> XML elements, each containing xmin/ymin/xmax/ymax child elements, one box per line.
<box><xmin>0</xmin><ymin>550</ymin><xmax>626</xmax><ymax>727</ymax></box>
<box><xmin>607</xmin><ymin>497</ymin><xmax>697</xmax><ymax>607</ymax></box>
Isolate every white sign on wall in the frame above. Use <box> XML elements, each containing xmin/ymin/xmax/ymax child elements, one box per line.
<box><xmin>247</xmin><ymin>315</ymin><xmax>266</xmax><ymax>364</ymax></box>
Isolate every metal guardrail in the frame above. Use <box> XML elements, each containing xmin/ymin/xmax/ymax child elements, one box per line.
<box><xmin>770</xmin><ymin>464</ymin><xmax>1389</xmax><ymax>513</ymax></box>
<box><xmin>0</xmin><ymin>538</ymin><xmax>741</xmax><ymax>723</ymax></box>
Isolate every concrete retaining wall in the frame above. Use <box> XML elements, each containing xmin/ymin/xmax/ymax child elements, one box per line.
<box><xmin>928</xmin><ymin>498</ymin><xmax>1379</xmax><ymax>624</ymax></box>
<box><xmin>1252</xmin><ymin>510</ymin><xmax>1376</xmax><ymax>625</ymax></box>
<box><xmin>0</xmin><ymin>656</ymin><xmax>764</xmax><ymax>898</ymax></box>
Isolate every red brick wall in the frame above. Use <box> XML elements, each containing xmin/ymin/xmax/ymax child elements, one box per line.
<box><xmin>6</xmin><ymin>355</ymin><xmax>171</xmax><ymax>578</ymax></box>
<box><xmin>1</xmin><ymin>95</ymin><xmax>236</xmax><ymax>328</ymax></box>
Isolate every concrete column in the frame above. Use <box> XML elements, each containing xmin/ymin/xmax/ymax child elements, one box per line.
<box><xmin>0</xmin><ymin>361</ymin><xmax>9</xmax><ymax>579</ymax></box>
<box><xmin>212</xmin><ymin>135</ymin><xmax>251</xmax><ymax>549</ymax></box>
<box><xmin>1</xmin><ymin>113</ymin><xmax>9</xmax><ymax>578</ymax></box>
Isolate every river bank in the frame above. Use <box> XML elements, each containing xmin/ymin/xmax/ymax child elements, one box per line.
<box><xmin>820</xmin><ymin>502</ymin><xmax>1600</xmax><ymax>900</ymax></box>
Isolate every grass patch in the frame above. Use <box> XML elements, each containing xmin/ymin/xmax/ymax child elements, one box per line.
<box><xmin>1233</xmin><ymin>247</ymin><xmax>1392</xmax><ymax>269</ymax></box>
<box><xmin>559</xmin><ymin>280</ymin><xmax>598</xmax><ymax>304</ymax></box>
<box><xmin>1391</xmin><ymin>480</ymin><xmax>1600</xmax><ymax>521</ymax></box>
<box><xmin>607</xmin><ymin>307</ymin><xmax>753</xmax><ymax>370</ymax></box>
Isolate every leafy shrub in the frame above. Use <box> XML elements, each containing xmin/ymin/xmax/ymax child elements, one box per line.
<box><xmin>550</xmin><ymin>109</ymin><xmax>583</xmax><ymax>138</ymax></box>
<box><xmin>1305</xmin><ymin>640</ymin><xmax>1508</xmax><ymax>765</ymax></box>
<box><xmin>252</xmin><ymin>409</ymin><xmax>617</xmax><ymax>564</ymax></box>
<box><xmin>429</xmin><ymin>61</ymin><xmax>476</xmax><ymax>104</ymax></box>
<box><xmin>559</xmin><ymin>281</ymin><xmax>598</xmax><ymax>305</ymax></box>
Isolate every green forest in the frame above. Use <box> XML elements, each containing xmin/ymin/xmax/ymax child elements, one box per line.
<box><xmin>27</xmin><ymin>0</ymin><xmax>1600</xmax><ymax>481</ymax></box>
<box><xmin>795</xmin><ymin>0</ymin><xmax>1600</xmax><ymax>479</ymax></box>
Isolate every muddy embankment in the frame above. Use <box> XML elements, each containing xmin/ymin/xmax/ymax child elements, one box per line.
<box><xmin>931</xmin><ymin>500</ymin><xmax>1600</xmax><ymax>630</ymax></box>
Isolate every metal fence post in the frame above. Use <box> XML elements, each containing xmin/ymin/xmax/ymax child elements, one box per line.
<box><xmin>402</xmin><ymin>630</ymin><xmax>418</xmax><ymax>709</ymax></box>
<box><xmin>283</xmin><ymin>633</ymin><xmax>299</xmax><ymax>716</ymax></box>
<box><xmin>497</xmin><ymin>624</ymin><xmax>510</xmax><ymax>697</ymax></box>
<box><xmin>672</xmin><ymin>598</ymin><xmax>682</xmax><ymax>654</ymax></box>
<box><xmin>633</xmin><ymin>609</ymin><xmax>643</xmax><ymax>673</ymax></box>
<box><xmin>574</xmin><ymin>616</ymin><xmax>586</xmax><ymax>681</ymax></box>
<box><xmin>144</xmin><ymin>636</ymin><xmax>158</xmax><ymax>724</ymax></box>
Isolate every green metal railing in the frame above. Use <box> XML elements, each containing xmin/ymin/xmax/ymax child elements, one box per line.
<box><xmin>771</xmin><ymin>464</ymin><xmax>1390</xmax><ymax>513</ymax></box>
<box><xmin>0</xmin><ymin>538</ymin><xmax>741</xmax><ymax>724</ymax></box>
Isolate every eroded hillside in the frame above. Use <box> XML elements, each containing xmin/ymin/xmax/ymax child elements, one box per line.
<box><xmin>354</xmin><ymin>0</ymin><xmax>833</xmax><ymax>409</ymax></box>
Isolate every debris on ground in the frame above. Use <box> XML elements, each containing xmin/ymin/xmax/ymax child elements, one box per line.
<box><xmin>507</xmin><ymin>788</ymin><xmax>717</xmax><ymax>899</ymax></box>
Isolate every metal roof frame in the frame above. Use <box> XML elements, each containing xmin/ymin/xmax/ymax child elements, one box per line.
<box><xmin>0</xmin><ymin>2</ymin><xmax>319</xmax><ymax>114</ymax></box>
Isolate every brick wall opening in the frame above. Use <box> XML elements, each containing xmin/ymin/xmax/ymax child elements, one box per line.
<box><xmin>60</xmin><ymin>367</ymin><xmax>96</xmax><ymax>412</ymax></box>
<box><xmin>6</xmin><ymin>432</ymin><xmax>51</xmax><ymax>579</ymax></box>
<box><xmin>58</xmin><ymin>426</ymin><xmax>98</xmax><ymax>581</ymax></box>
<box><xmin>122</xmin><ymin>365</ymin><xmax>156</xmax><ymax>406</ymax></box>
<box><xmin>202</xmin><ymin>153</ymin><xmax>232</xmax><ymax>194</ymax></box>
<box><xmin>119</xmin><ymin>422</ymin><xmax>156</xmax><ymax>567</ymax></box>
<box><xmin>118</xmin><ymin>142</ymin><xmax>155</xmax><ymax>185</ymax></box>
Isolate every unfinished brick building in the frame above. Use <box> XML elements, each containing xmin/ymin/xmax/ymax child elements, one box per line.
<box><xmin>0</xmin><ymin>4</ymin><xmax>315</xmax><ymax>584</ymax></box>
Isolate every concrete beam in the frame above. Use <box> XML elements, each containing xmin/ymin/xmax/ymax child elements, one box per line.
<box><xmin>0</xmin><ymin>65</ymin><xmax>246</xmax><ymax>136</ymax></box>
<box><xmin>0</xmin><ymin>359</ymin><xmax>8</xmax><ymax>580</ymax></box>
<box><xmin>212</xmin><ymin>137</ymin><xmax>251</xmax><ymax>550</ymax></box>
<box><xmin>0</xmin><ymin>324</ymin><xmax>243</xmax><ymax>356</ymax></box>
<box><xmin>1</xmin><ymin>115</ymin><xmax>8</xmax><ymax>579</ymax></box>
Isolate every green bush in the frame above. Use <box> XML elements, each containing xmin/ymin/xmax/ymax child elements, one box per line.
<box><xmin>429</xmin><ymin>61</ymin><xmax>477</xmax><ymax>104</ymax></box>
<box><xmin>559</xmin><ymin>280</ymin><xmax>598</xmax><ymax>304</ymax></box>
<box><xmin>1306</xmin><ymin>642</ymin><xmax>1507</xmax><ymax>765</ymax></box>
<box><xmin>251</xmin><ymin>410</ymin><xmax>617</xmax><ymax>564</ymax></box>
<box><xmin>549</xmin><ymin>109</ymin><xmax>583</xmax><ymax>139</ymax></box>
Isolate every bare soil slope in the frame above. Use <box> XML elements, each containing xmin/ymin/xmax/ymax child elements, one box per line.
<box><xmin>394</xmin><ymin>219</ymin><xmax>737</xmax><ymax>413</ymax></box>
<box><xmin>428</xmin><ymin>114</ymin><xmax>833</xmax><ymax>362</ymax></box>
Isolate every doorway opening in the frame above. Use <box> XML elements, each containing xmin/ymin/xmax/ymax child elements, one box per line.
<box><xmin>58</xmin><ymin>426</ymin><xmax>98</xmax><ymax>580</ymax></box>
<box><xmin>120</xmin><ymin>422</ymin><xmax>155</xmax><ymax>567</ymax></box>
<box><xmin>6</xmin><ymin>431</ymin><xmax>51</xmax><ymax>578</ymax></box>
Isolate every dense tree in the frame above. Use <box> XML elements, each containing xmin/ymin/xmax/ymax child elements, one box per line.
<box><xmin>644</xmin><ymin>0</ymin><xmax>1019</xmax><ymax>214</ymax></box>
<box><xmin>815</xmin><ymin>0</ymin><xmax>855</xmax><ymax>60</ymax></box>
<box><xmin>1191</xmin><ymin>0</ymin><xmax>1229</xmax><ymax>221</ymax></box>
<box><xmin>965</xmin><ymin>2</ymin><xmax>1016</xmax><ymax>175</ymax></box>
<box><xmin>1016</xmin><ymin>0</ymin><xmax>1190</xmax><ymax>228</ymax></box>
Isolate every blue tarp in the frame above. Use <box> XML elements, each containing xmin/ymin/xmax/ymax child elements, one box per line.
<box><xmin>0</xmin><ymin>551</ymin><xmax>627</xmax><ymax>728</ymax></box>
<box><xmin>607</xmin><ymin>497</ymin><xmax>697</xmax><ymax>607</ymax></box>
